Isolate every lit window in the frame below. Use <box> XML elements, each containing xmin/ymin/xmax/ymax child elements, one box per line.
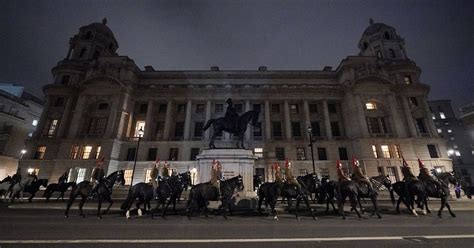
<box><xmin>455</xmin><ymin>151</ymin><xmax>461</xmax><ymax>157</ymax></box>
<box><xmin>381</xmin><ymin>145</ymin><xmax>390</xmax><ymax>158</ymax></box>
<box><xmin>144</xmin><ymin>169</ymin><xmax>152</xmax><ymax>183</ymax></box>
<box><xmin>372</xmin><ymin>145</ymin><xmax>379</xmax><ymax>158</ymax></box>
<box><xmin>82</xmin><ymin>146</ymin><xmax>92</xmax><ymax>159</ymax></box>
<box><xmin>95</xmin><ymin>146</ymin><xmax>101</xmax><ymax>159</ymax></box>
<box><xmin>404</xmin><ymin>75</ymin><xmax>412</xmax><ymax>85</ymax></box>
<box><xmin>32</xmin><ymin>119</ymin><xmax>38</xmax><ymax>126</ymax></box>
<box><xmin>392</xmin><ymin>145</ymin><xmax>401</xmax><ymax>158</ymax></box>
<box><xmin>437</xmin><ymin>128</ymin><xmax>442</xmax><ymax>133</ymax></box>
<box><xmin>439</xmin><ymin>112</ymin><xmax>446</xmax><ymax>119</ymax></box>
<box><xmin>134</xmin><ymin>121</ymin><xmax>146</xmax><ymax>137</ymax></box>
<box><xmin>254</xmin><ymin>148</ymin><xmax>263</xmax><ymax>158</ymax></box>
<box><xmin>47</xmin><ymin>119</ymin><xmax>59</xmax><ymax>137</ymax></box>
<box><xmin>70</xmin><ymin>145</ymin><xmax>79</xmax><ymax>159</ymax></box>
<box><xmin>365</xmin><ymin>102</ymin><xmax>377</xmax><ymax>110</ymax></box>
<box><xmin>124</xmin><ymin>169</ymin><xmax>133</xmax><ymax>185</ymax></box>
<box><xmin>447</xmin><ymin>129</ymin><xmax>452</xmax><ymax>133</ymax></box>
<box><xmin>34</xmin><ymin>146</ymin><xmax>46</xmax><ymax>160</ymax></box>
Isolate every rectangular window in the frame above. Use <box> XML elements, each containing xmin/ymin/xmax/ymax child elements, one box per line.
<box><xmin>290</xmin><ymin>104</ymin><xmax>299</xmax><ymax>114</ymax></box>
<box><xmin>95</xmin><ymin>146</ymin><xmax>101</xmax><ymax>159</ymax></box>
<box><xmin>377</xmin><ymin>167</ymin><xmax>384</xmax><ymax>176</ymax></box>
<box><xmin>367</xmin><ymin>117</ymin><xmax>381</xmax><ymax>133</ymax></box>
<box><xmin>253</xmin><ymin>122</ymin><xmax>262</xmax><ymax>137</ymax></box>
<box><xmin>296</xmin><ymin>147</ymin><xmax>306</xmax><ymax>161</ymax></box>
<box><xmin>174</xmin><ymin>122</ymin><xmax>184</xmax><ymax>138</ymax></box>
<box><xmin>381</xmin><ymin>145</ymin><xmax>391</xmax><ymax>158</ymax></box>
<box><xmin>124</xmin><ymin>169</ymin><xmax>133</xmax><ymax>185</ymax></box>
<box><xmin>126</xmin><ymin>148</ymin><xmax>136</xmax><ymax>161</ymax></box>
<box><xmin>291</xmin><ymin>122</ymin><xmax>301</xmax><ymax>137</ymax></box>
<box><xmin>275</xmin><ymin>147</ymin><xmax>285</xmax><ymax>161</ymax></box>
<box><xmin>392</xmin><ymin>145</ymin><xmax>401</xmax><ymax>158</ymax></box>
<box><xmin>34</xmin><ymin>146</ymin><xmax>46</xmax><ymax>160</ymax></box>
<box><xmin>234</xmin><ymin>104</ymin><xmax>243</xmax><ymax>113</ymax></box>
<box><xmin>310</xmin><ymin>122</ymin><xmax>321</xmax><ymax>136</ymax></box>
<box><xmin>144</xmin><ymin>169</ymin><xmax>152</xmax><ymax>183</ymax></box>
<box><xmin>139</xmin><ymin>103</ymin><xmax>148</xmax><ymax>114</ymax></box>
<box><xmin>134</xmin><ymin>121</ymin><xmax>146</xmax><ymax>137</ymax></box>
<box><xmin>386</xmin><ymin>167</ymin><xmax>398</xmax><ymax>182</ymax></box>
<box><xmin>155</xmin><ymin>122</ymin><xmax>164</xmax><ymax>139</ymax></box>
<box><xmin>372</xmin><ymin>145</ymin><xmax>379</xmax><ymax>158</ymax></box>
<box><xmin>95</xmin><ymin>118</ymin><xmax>107</xmax><ymax>134</ymax></box>
<box><xmin>331</xmin><ymin>122</ymin><xmax>341</xmax><ymax>136</ymax></box>
<box><xmin>328</xmin><ymin>103</ymin><xmax>337</xmax><ymax>114</ymax></box>
<box><xmin>338</xmin><ymin>147</ymin><xmax>348</xmax><ymax>160</ymax></box>
<box><xmin>416</xmin><ymin>118</ymin><xmax>428</xmax><ymax>134</ymax></box>
<box><xmin>317</xmin><ymin>148</ymin><xmax>327</xmax><ymax>160</ymax></box>
<box><xmin>271</xmin><ymin>104</ymin><xmax>280</xmax><ymax>113</ymax></box>
<box><xmin>254</xmin><ymin>148</ymin><xmax>263</xmax><ymax>158</ymax></box>
<box><xmin>70</xmin><ymin>145</ymin><xmax>79</xmax><ymax>159</ymax></box>
<box><xmin>215</xmin><ymin>104</ymin><xmax>223</xmax><ymax>113</ymax></box>
<box><xmin>169</xmin><ymin>148</ymin><xmax>179</xmax><ymax>161</ymax></box>
<box><xmin>47</xmin><ymin>119</ymin><xmax>59</xmax><ymax>137</ymax></box>
<box><xmin>309</xmin><ymin>104</ymin><xmax>318</xmax><ymax>113</ymax></box>
<box><xmin>404</xmin><ymin>75</ymin><xmax>412</xmax><ymax>85</ymax></box>
<box><xmin>427</xmin><ymin>144</ymin><xmax>439</xmax><ymax>158</ymax></box>
<box><xmin>190</xmin><ymin>148</ymin><xmax>200</xmax><ymax>161</ymax></box>
<box><xmin>82</xmin><ymin>146</ymin><xmax>92</xmax><ymax>159</ymax></box>
<box><xmin>158</xmin><ymin>104</ymin><xmax>167</xmax><ymax>113</ymax></box>
<box><xmin>272</xmin><ymin>122</ymin><xmax>282</xmax><ymax>137</ymax></box>
<box><xmin>439</xmin><ymin>112</ymin><xmax>446</xmax><ymax>119</ymax></box>
<box><xmin>147</xmin><ymin>148</ymin><xmax>157</xmax><ymax>161</ymax></box>
<box><xmin>76</xmin><ymin>168</ymin><xmax>87</xmax><ymax>183</ymax></box>
<box><xmin>196</xmin><ymin>104</ymin><xmax>205</xmax><ymax>113</ymax></box>
<box><xmin>177</xmin><ymin>104</ymin><xmax>186</xmax><ymax>114</ymax></box>
<box><xmin>194</xmin><ymin>122</ymin><xmax>203</xmax><ymax>137</ymax></box>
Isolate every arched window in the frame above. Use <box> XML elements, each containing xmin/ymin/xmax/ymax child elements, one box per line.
<box><xmin>366</xmin><ymin>102</ymin><xmax>377</xmax><ymax>110</ymax></box>
<box><xmin>384</xmin><ymin>32</ymin><xmax>390</xmax><ymax>40</ymax></box>
<box><xmin>79</xmin><ymin>48</ymin><xmax>87</xmax><ymax>58</ymax></box>
<box><xmin>389</xmin><ymin>49</ymin><xmax>396</xmax><ymax>58</ymax></box>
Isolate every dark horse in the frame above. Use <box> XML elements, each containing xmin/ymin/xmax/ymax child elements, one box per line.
<box><xmin>65</xmin><ymin>170</ymin><xmax>125</xmax><ymax>219</ymax></box>
<box><xmin>186</xmin><ymin>175</ymin><xmax>244</xmax><ymax>219</ymax></box>
<box><xmin>352</xmin><ymin>175</ymin><xmax>393</xmax><ymax>217</ymax></box>
<box><xmin>318</xmin><ymin>177</ymin><xmax>338</xmax><ymax>213</ymax></box>
<box><xmin>297</xmin><ymin>173</ymin><xmax>321</xmax><ymax>203</ymax></box>
<box><xmin>121</xmin><ymin>182</ymin><xmax>154</xmax><ymax>219</ymax></box>
<box><xmin>44</xmin><ymin>182</ymin><xmax>76</xmax><ymax>202</ymax></box>
<box><xmin>152</xmin><ymin>172</ymin><xmax>192</xmax><ymax>218</ymax></box>
<box><xmin>336</xmin><ymin>180</ymin><xmax>364</xmax><ymax>220</ymax></box>
<box><xmin>203</xmin><ymin>110</ymin><xmax>260</xmax><ymax>149</ymax></box>
<box><xmin>257</xmin><ymin>179</ymin><xmax>316</xmax><ymax>220</ymax></box>
<box><xmin>22</xmin><ymin>179</ymin><xmax>48</xmax><ymax>202</ymax></box>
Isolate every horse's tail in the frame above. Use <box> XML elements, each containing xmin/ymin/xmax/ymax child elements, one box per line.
<box><xmin>389</xmin><ymin>187</ymin><xmax>396</xmax><ymax>206</ymax></box>
<box><xmin>120</xmin><ymin>188</ymin><xmax>134</xmax><ymax>211</ymax></box>
<box><xmin>202</xmin><ymin>119</ymin><xmax>215</xmax><ymax>131</ymax></box>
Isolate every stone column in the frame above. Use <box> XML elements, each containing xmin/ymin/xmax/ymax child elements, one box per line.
<box><xmin>283</xmin><ymin>101</ymin><xmax>292</xmax><ymax>140</ymax></box>
<box><xmin>56</xmin><ymin>96</ymin><xmax>73</xmax><ymax>138</ymax></box>
<box><xmin>354</xmin><ymin>95</ymin><xmax>369</xmax><ymax>137</ymax></box>
<box><xmin>303</xmin><ymin>100</ymin><xmax>311</xmax><ymax>140</ymax></box>
<box><xmin>245</xmin><ymin>100</ymin><xmax>251</xmax><ymax>141</ymax></box>
<box><xmin>264</xmin><ymin>100</ymin><xmax>272</xmax><ymax>141</ymax></box>
<box><xmin>388</xmin><ymin>94</ymin><xmax>405</xmax><ymax>137</ymax></box>
<box><xmin>204</xmin><ymin>101</ymin><xmax>212</xmax><ymax>140</ymax></box>
<box><xmin>401</xmin><ymin>97</ymin><xmax>418</xmax><ymax>137</ymax></box>
<box><xmin>35</xmin><ymin>97</ymin><xmax>51</xmax><ymax>138</ymax></box>
<box><xmin>183</xmin><ymin>100</ymin><xmax>193</xmax><ymax>140</ymax></box>
<box><xmin>143</xmin><ymin>100</ymin><xmax>154</xmax><ymax>140</ymax></box>
<box><xmin>322</xmin><ymin>100</ymin><xmax>333</xmax><ymax>140</ymax></box>
<box><xmin>421</xmin><ymin>96</ymin><xmax>438</xmax><ymax>137</ymax></box>
<box><xmin>67</xmin><ymin>95</ymin><xmax>87</xmax><ymax>139</ymax></box>
<box><xmin>163</xmin><ymin>100</ymin><xmax>174</xmax><ymax>141</ymax></box>
<box><xmin>105</xmin><ymin>95</ymin><xmax>120</xmax><ymax>138</ymax></box>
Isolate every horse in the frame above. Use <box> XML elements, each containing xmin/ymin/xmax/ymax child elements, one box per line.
<box><xmin>317</xmin><ymin>177</ymin><xmax>338</xmax><ymax>214</ymax></box>
<box><xmin>65</xmin><ymin>170</ymin><xmax>125</xmax><ymax>219</ymax></box>
<box><xmin>203</xmin><ymin>110</ymin><xmax>260</xmax><ymax>149</ymax></box>
<box><xmin>9</xmin><ymin>175</ymin><xmax>37</xmax><ymax>203</ymax></box>
<box><xmin>253</xmin><ymin>175</ymin><xmax>264</xmax><ymax>191</ymax></box>
<box><xmin>0</xmin><ymin>176</ymin><xmax>13</xmax><ymax>198</ymax></box>
<box><xmin>22</xmin><ymin>179</ymin><xmax>48</xmax><ymax>202</ymax></box>
<box><xmin>347</xmin><ymin>176</ymin><xmax>382</xmax><ymax>218</ymax></box>
<box><xmin>44</xmin><ymin>182</ymin><xmax>76</xmax><ymax>202</ymax></box>
<box><xmin>336</xmin><ymin>180</ymin><xmax>363</xmax><ymax>220</ymax></box>
<box><xmin>152</xmin><ymin>172</ymin><xmax>191</xmax><ymax>218</ymax></box>
<box><xmin>121</xmin><ymin>182</ymin><xmax>154</xmax><ymax>219</ymax></box>
<box><xmin>392</xmin><ymin>180</ymin><xmax>419</xmax><ymax>216</ymax></box>
<box><xmin>423</xmin><ymin>172</ymin><xmax>458</xmax><ymax>218</ymax></box>
<box><xmin>186</xmin><ymin>175</ymin><xmax>244</xmax><ymax>219</ymax></box>
<box><xmin>297</xmin><ymin>173</ymin><xmax>321</xmax><ymax>203</ymax></box>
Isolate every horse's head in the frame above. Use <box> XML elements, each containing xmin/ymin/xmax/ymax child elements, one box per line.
<box><xmin>116</xmin><ymin>170</ymin><xmax>126</xmax><ymax>186</ymax></box>
<box><xmin>439</xmin><ymin>172</ymin><xmax>458</xmax><ymax>186</ymax></box>
<box><xmin>40</xmin><ymin>179</ymin><xmax>48</xmax><ymax>187</ymax></box>
<box><xmin>236</xmin><ymin>174</ymin><xmax>244</xmax><ymax>191</ymax></box>
<box><xmin>70</xmin><ymin>182</ymin><xmax>77</xmax><ymax>188</ymax></box>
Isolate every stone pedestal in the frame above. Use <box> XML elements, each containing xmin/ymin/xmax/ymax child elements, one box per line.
<box><xmin>196</xmin><ymin>149</ymin><xmax>257</xmax><ymax>199</ymax></box>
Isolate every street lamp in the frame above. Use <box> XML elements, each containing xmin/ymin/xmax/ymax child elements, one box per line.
<box><xmin>307</xmin><ymin>126</ymin><xmax>316</xmax><ymax>174</ymax></box>
<box><xmin>130</xmin><ymin>127</ymin><xmax>144</xmax><ymax>188</ymax></box>
<box><xmin>20</xmin><ymin>149</ymin><xmax>27</xmax><ymax>159</ymax></box>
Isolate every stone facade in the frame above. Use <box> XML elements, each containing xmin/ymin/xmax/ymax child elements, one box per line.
<box><xmin>20</xmin><ymin>19</ymin><xmax>453</xmax><ymax>185</ymax></box>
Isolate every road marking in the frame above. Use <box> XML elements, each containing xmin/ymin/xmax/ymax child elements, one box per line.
<box><xmin>1</xmin><ymin>234</ymin><xmax>474</xmax><ymax>244</ymax></box>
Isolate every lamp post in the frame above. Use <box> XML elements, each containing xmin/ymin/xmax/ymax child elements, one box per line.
<box><xmin>130</xmin><ymin>127</ymin><xmax>144</xmax><ymax>188</ymax></box>
<box><xmin>20</xmin><ymin>149</ymin><xmax>27</xmax><ymax>159</ymax></box>
<box><xmin>307</xmin><ymin>126</ymin><xmax>316</xmax><ymax>174</ymax></box>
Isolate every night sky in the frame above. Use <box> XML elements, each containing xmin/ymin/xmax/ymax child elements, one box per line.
<box><xmin>1</xmin><ymin>0</ymin><xmax>473</xmax><ymax>111</ymax></box>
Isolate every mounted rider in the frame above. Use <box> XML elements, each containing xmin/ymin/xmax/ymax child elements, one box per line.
<box><xmin>284</xmin><ymin>159</ymin><xmax>301</xmax><ymax>193</ymax></box>
<box><xmin>225</xmin><ymin>98</ymin><xmax>239</xmax><ymax>129</ymax></box>
<box><xmin>210</xmin><ymin>159</ymin><xmax>223</xmax><ymax>196</ymax></box>
<box><xmin>8</xmin><ymin>167</ymin><xmax>22</xmax><ymax>193</ymax></box>
<box><xmin>162</xmin><ymin>161</ymin><xmax>170</xmax><ymax>179</ymax></box>
<box><xmin>417</xmin><ymin>158</ymin><xmax>443</xmax><ymax>193</ymax></box>
<box><xmin>351</xmin><ymin>156</ymin><xmax>374</xmax><ymax>194</ymax></box>
<box><xmin>58</xmin><ymin>170</ymin><xmax>68</xmax><ymax>184</ymax></box>
<box><xmin>90</xmin><ymin>157</ymin><xmax>106</xmax><ymax>198</ymax></box>
<box><xmin>336</xmin><ymin>160</ymin><xmax>351</xmax><ymax>181</ymax></box>
<box><xmin>150</xmin><ymin>158</ymin><xmax>160</xmax><ymax>187</ymax></box>
<box><xmin>274</xmin><ymin>162</ymin><xmax>283</xmax><ymax>184</ymax></box>
<box><xmin>401</xmin><ymin>157</ymin><xmax>418</xmax><ymax>183</ymax></box>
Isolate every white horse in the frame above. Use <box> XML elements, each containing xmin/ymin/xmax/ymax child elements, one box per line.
<box><xmin>0</xmin><ymin>176</ymin><xmax>13</xmax><ymax>198</ymax></box>
<box><xmin>10</xmin><ymin>176</ymin><xmax>36</xmax><ymax>203</ymax></box>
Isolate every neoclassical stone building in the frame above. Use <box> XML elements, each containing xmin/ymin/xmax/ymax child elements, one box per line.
<box><xmin>21</xmin><ymin>18</ymin><xmax>452</xmax><ymax>185</ymax></box>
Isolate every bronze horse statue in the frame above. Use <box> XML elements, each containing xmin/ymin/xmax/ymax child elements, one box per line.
<box><xmin>203</xmin><ymin>110</ymin><xmax>259</xmax><ymax>149</ymax></box>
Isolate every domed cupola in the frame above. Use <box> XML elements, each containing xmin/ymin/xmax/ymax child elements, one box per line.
<box><xmin>66</xmin><ymin>18</ymin><xmax>119</xmax><ymax>61</ymax></box>
<box><xmin>358</xmin><ymin>18</ymin><xmax>408</xmax><ymax>60</ymax></box>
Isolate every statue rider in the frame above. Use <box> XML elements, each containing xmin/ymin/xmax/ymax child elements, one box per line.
<box><xmin>225</xmin><ymin>98</ymin><xmax>239</xmax><ymax>130</ymax></box>
<box><xmin>284</xmin><ymin>159</ymin><xmax>301</xmax><ymax>194</ymax></box>
<box><xmin>417</xmin><ymin>158</ymin><xmax>443</xmax><ymax>194</ymax></box>
<box><xmin>351</xmin><ymin>156</ymin><xmax>374</xmax><ymax>194</ymax></box>
<box><xmin>210</xmin><ymin>160</ymin><xmax>223</xmax><ymax>197</ymax></box>
<box><xmin>90</xmin><ymin>157</ymin><xmax>106</xmax><ymax>198</ymax></box>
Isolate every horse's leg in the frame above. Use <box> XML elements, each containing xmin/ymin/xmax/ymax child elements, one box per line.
<box><xmin>437</xmin><ymin>196</ymin><xmax>446</xmax><ymax>218</ymax></box>
<box><xmin>270</xmin><ymin>199</ymin><xmax>278</xmax><ymax>220</ymax></box>
<box><xmin>304</xmin><ymin>196</ymin><xmax>317</xmax><ymax>220</ymax></box>
<box><xmin>295</xmin><ymin>197</ymin><xmax>300</xmax><ymax>220</ymax></box>
<box><xmin>371</xmin><ymin>195</ymin><xmax>381</xmax><ymax>218</ymax></box>
<box><xmin>357</xmin><ymin>196</ymin><xmax>364</xmax><ymax>213</ymax></box>
<box><xmin>102</xmin><ymin>195</ymin><xmax>113</xmax><ymax>215</ymax></box>
<box><xmin>338</xmin><ymin>195</ymin><xmax>346</xmax><ymax>220</ymax></box>
<box><xmin>350</xmin><ymin>194</ymin><xmax>362</xmax><ymax>219</ymax></box>
<box><xmin>396</xmin><ymin>196</ymin><xmax>402</xmax><ymax>214</ymax></box>
<box><xmin>257</xmin><ymin>194</ymin><xmax>264</xmax><ymax>214</ymax></box>
<box><xmin>97</xmin><ymin>196</ymin><xmax>103</xmax><ymax>219</ymax></box>
<box><xmin>28</xmin><ymin>192</ymin><xmax>34</xmax><ymax>203</ymax></box>
<box><xmin>78</xmin><ymin>194</ymin><xmax>87</xmax><ymax>218</ymax></box>
<box><xmin>445</xmin><ymin>199</ymin><xmax>456</xmax><ymax>217</ymax></box>
<box><xmin>162</xmin><ymin>199</ymin><xmax>173</xmax><ymax>219</ymax></box>
<box><xmin>65</xmin><ymin>192</ymin><xmax>77</xmax><ymax>218</ymax></box>
<box><xmin>220</xmin><ymin>198</ymin><xmax>228</xmax><ymax>220</ymax></box>
<box><xmin>425</xmin><ymin>197</ymin><xmax>431</xmax><ymax>214</ymax></box>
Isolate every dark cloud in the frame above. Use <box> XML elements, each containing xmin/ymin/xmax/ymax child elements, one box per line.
<box><xmin>1</xmin><ymin>0</ymin><xmax>473</xmax><ymax>109</ymax></box>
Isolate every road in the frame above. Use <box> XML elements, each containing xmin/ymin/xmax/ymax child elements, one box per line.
<box><xmin>0</xmin><ymin>202</ymin><xmax>473</xmax><ymax>248</ymax></box>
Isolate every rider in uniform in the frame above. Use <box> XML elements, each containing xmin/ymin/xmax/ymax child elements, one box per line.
<box><xmin>284</xmin><ymin>159</ymin><xmax>301</xmax><ymax>193</ymax></box>
<box><xmin>210</xmin><ymin>160</ymin><xmax>223</xmax><ymax>196</ymax></box>
<box><xmin>336</xmin><ymin>160</ymin><xmax>351</xmax><ymax>182</ymax></box>
<box><xmin>417</xmin><ymin>158</ymin><xmax>443</xmax><ymax>194</ymax></box>
<box><xmin>162</xmin><ymin>161</ymin><xmax>170</xmax><ymax>179</ymax></box>
<box><xmin>351</xmin><ymin>156</ymin><xmax>374</xmax><ymax>194</ymax></box>
<box><xmin>58</xmin><ymin>171</ymin><xmax>68</xmax><ymax>184</ymax></box>
<box><xmin>274</xmin><ymin>162</ymin><xmax>284</xmax><ymax>184</ymax></box>
<box><xmin>90</xmin><ymin>157</ymin><xmax>105</xmax><ymax>198</ymax></box>
<box><xmin>401</xmin><ymin>157</ymin><xmax>418</xmax><ymax>183</ymax></box>
<box><xmin>9</xmin><ymin>167</ymin><xmax>22</xmax><ymax>193</ymax></box>
<box><xmin>225</xmin><ymin>98</ymin><xmax>239</xmax><ymax>129</ymax></box>
<box><xmin>150</xmin><ymin>158</ymin><xmax>160</xmax><ymax>187</ymax></box>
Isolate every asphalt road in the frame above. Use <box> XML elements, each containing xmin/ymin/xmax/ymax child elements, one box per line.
<box><xmin>0</xmin><ymin>202</ymin><xmax>473</xmax><ymax>248</ymax></box>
